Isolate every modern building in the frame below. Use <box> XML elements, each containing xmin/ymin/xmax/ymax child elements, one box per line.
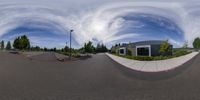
<box><xmin>111</xmin><ymin>40</ymin><xmax>173</xmax><ymax>57</ymax></box>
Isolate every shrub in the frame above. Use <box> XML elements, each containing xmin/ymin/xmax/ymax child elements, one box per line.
<box><xmin>113</xmin><ymin>49</ymin><xmax>191</xmax><ymax>61</ymax></box>
<box><xmin>132</xmin><ymin>56</ymin><xmax>153</xmax><ymax>61</ymax></box>
<box><xmin>127</xmin><ymin>49</ymin><xmax>132</xmax><ymax>56</ymax></box>
<box><xmin>173</xmin><ymin>49</ymin><xmax>191</xmax><ymax>57</ymax></box>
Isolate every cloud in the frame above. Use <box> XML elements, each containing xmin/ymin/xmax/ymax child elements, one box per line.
<box><xmin>29</xmin><ymin>36</ymin><xmax>66</xmax><ymax>48</ymax></box>
<box><xmin>0</xmin><ymin>1</ymin><xmax>200</xmax><ymax>48</ymax></box>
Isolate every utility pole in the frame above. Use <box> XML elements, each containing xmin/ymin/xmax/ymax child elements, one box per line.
<box><xmin>69</xmin><ymin>30</ymin><xmax>73</xmax><ymax>60</ymax></box>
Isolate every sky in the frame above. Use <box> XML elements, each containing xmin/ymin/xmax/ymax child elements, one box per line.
<box><xmin>0</xmin><ymin>0</ymin><xmax>200</xmax><ymax>48</ymax></box>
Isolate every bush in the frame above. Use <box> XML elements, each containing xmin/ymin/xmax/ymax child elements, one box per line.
<box><xmin>72</xmin><ymin>53</ymin><xmax>81</xmax><ymax>58</ymax></box>
<box><xmin>113</xmin><ymin>49</ymin><xmax>192</xmax><ymax>61</ymax></box>
<box><xmin>61</xmin><ymin>52</ymin><xmax>81</xmax><ymax>58</ymax></box>
<box><xmin>127</xmin><ymin>49</ymin><xmax>132</xmax><ymax>56</ymax></box>
<box><xmin>132</xmin><ymin>56</ymin><xmax>153</xmax><ymax>61</ymax></box>
<box><xmin>116</xmin><ymin>54</ymin><xmax>154</xmax><ymax>61</ymax></box>
<box><xmin>173</xmin><ymin>49</ymin><xmax>191</xmax><ymax>57</ymax></box>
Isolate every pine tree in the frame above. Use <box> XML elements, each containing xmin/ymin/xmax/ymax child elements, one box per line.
<box><xmin>95</xmin><ymin>43</ymin><xmax>108</xmax><ymax>53</ymax></box>
<box><xmin>0</xmin><ymin>40</ymin><xmax>4</xmax><ymax>50</ymax></box>
<box><xmin>6</xmin><ymin>41</ymin><xmax>11</xmax><ymax>50</ymax></box>
<box><xmin>84</xmin><ymin>41</ymin><xmax>95</xmax><ymax>53</ymax></box>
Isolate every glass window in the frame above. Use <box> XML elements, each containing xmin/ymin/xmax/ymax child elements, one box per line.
<box><xmin>137</xmin><ymin>47</ymin><xmax>149</xmax><ymax>56</ymax></box>
<box><xmin>120</xmin><ymin>49</ymin><xmax>125</xmax><ymax>54</ymax></box>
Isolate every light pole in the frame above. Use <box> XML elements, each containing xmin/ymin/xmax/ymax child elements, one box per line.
<box><xmin>69</xmin><ymin>30</ymin><xmax>73</xmax><ymax>60</ymax></box>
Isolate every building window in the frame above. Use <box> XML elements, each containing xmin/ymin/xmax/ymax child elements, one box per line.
<box><xmin>137</xmin><ymin>47</ymin><xmax>149</xmax><ymax>56</ymax></box>
<box><xmin>119</xmin><ymin>48</ymin><xmax>126</xmax><ymax>55</ymax></box>
<box><xmin>120</xmin><ymin>49</ymin><xmax>124</xmax><ymax>54</ymax></box>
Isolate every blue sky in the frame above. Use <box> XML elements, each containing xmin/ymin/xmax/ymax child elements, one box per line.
<box><xmin>0</xmin><ymin>0</ymin><xmax>199</xmax><ymax>48</ymax></box>
<box><xmin>1</xmin><ymin>25</ymin><xmax>79</xmax><ymax>48</ymax></box>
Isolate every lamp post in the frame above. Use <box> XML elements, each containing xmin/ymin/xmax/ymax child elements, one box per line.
<box><xmin>69</xmin><ymin>30</ymin><xmax>73</xmax><ymax>60</ymax></box>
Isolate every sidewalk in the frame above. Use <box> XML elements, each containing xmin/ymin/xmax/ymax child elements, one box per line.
<box><xmin>106</xmin><ymin>52</ymin><xmax>199</xmax><ymax>72</ymax></box>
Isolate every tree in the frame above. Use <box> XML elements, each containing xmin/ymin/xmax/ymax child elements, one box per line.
<box><xmin>13</xmin><ymin>35</ymin><xmax>30</xmax><ymax>50</ymax></box>
<box><xmin>53</xmin><ymin>47</ymin><xmax>57</xmax><ymax>52</ymax></box>
<box><xmin>159</xmin><ymin>40</ymin><xmax>171</xmax><ymax>56</ymax></box>
<box><xmin>64</xmin><ymin>45</ymin><xmax>69</xmax><ymax>52</ymax></box>
<box><xmin>95</xmin><ymin>43</ymin><xmax>108</xmax><ymax>53</ymax></box>
<box><xmin>21</xmin><ymin>35</ymin><xmax>30</xmax><ymax>50</ymax></box>
<box><xmin>30</xmin><ymin>46</ymin><xmax>40</xmax><ymax>51</ymax></box>
<box><xmin>44</xmin><ymin>47</ymin><xmax>47</xmax><ymax>51</ymax></box>
<box><xmin>193</xmin><ymin>37</ymin><xmax>200</xmax><ymax>50</ymax></box>
<box><xmin>96</xmin><ymin>43</ymin><xmax>101</xmax><ymax>53</ymax></box>
<box><xmin>84</xmin><ymin>41</ymin><xmax>95</xmax><ymax>53</ymax></box>
<box><xmin>13</xmin><ymin>37</ymin><xmax>20</xmax><ymax>49</ymax></box>
<box><xmin>6</xmin><ymin>41</ymin><xmax>11</xmax><ymax>50</ymax></box>
<box><xmin>182</xmin><ymin>41</ymin><xmax>188</xmax><ymax>49</ymax></box>
<box><xmin>1</xmin><ymin>40</ymin><xmax>4</xmax><ymax>50</ymax></box>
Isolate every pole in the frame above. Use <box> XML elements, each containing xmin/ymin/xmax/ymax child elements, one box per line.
<box><xmin>69</xmin><ymin>30</ymin><xmax>73</xmax><ymax>60</ymax></box>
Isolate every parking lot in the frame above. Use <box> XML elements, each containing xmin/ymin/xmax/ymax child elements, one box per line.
<box><xmin>0</xmin><ymin>52</ymin><xmax>200</xmax><ymax>100</ymax></box>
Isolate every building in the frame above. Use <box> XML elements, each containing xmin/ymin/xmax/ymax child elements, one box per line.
<box><xmin>111</xmin><ymin>40</ymin><xmax>173</xmax><ymax>57</ymax></box>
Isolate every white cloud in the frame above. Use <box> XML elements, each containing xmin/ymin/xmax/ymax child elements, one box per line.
<box><xmin>0</xmin><ymin>1</ymin><xmax>200</xmax><ymax>47</ymax></box>
<box><xmin>29</xmin><ymin>36</ymin><xmax>66</xmax><ymax>48</ymax></box>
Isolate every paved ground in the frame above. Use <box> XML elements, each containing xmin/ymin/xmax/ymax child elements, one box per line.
<box><xmin>0</xmin><ymin>52</ymin><xmax>200</xmax><ymax>100</ymax></box>
<box><xmin>106</xmin><ymin>52</ymin><xmax>198</xmax><ymax>72</ymax></box>
<box><xmin>21</xmin><ymin>52</ymin><xmax>69</xmax><ymax>61</ymax></box>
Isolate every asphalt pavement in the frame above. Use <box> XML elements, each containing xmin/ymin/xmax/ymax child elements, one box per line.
<box><xmin>0</xmin><ymin>52</ymin><xmax>200</xmax><ymax>100</ymax></box>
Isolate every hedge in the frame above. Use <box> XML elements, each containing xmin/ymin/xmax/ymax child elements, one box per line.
<box><xmin>113</xmin><ymin>50</ymin><xmax>191</xmax><ymax>61</ymax></box>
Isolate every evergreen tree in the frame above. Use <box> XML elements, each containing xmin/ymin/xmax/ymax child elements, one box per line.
<box><xmin>0</xmin><ymin>40</ymin><xmax>4</xmax><ymax>50</ymax></box>
<box><xmin>84</xmin><ymin>41</ymin><xmax>95</xmax><ymax>53</ymax></box>
<box><xmin>6</xmin><ymin>41</ymin><xmax>11</xmax><ymax>50</ymax></box>
<box><xmin>30</xmin><ymin>46</ymin><xmax>40</xmax><ymax>51</ymax></box>
<box><xmin>44</xmin><ymin>47</ymin><xmax>47</xmax><ymax>51</ymax></box>
<box><xmin>96</xmin><ymin>43</ymin><xmax>101</xmax><ymax>53</ymax></box>
<box><xmin>95</xmin><ymin>43</ymin><xmax>108</xmax><ymax>53</ymax></box>
<box><xmin>53</xmin><ymin>47</ymin><xmax>57</xmax><ymax>52</ymax></box>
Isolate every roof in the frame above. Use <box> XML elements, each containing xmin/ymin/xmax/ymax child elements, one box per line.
<box><xmin>118</xmin><ymin>43</ymin><xmax>135</xmax><ymax>48</ymax></box>
<box><xmin>116</xmin><ymin>40</ymin><xmax>171</xmax><ymax>48</ymax></box>
<box><xmin>134</xmin><ymin>40</ymin><xmax>168</xmax><ymax>46</ymax></box>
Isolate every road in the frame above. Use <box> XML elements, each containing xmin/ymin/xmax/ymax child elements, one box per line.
<box><xmin>0</xmin><ymin>52</ymin><xmax>200</xmax><ymax>100</ymax></box>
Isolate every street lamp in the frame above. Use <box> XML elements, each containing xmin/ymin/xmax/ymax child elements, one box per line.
<box><xmin>69</xmin><ymin>29</ymin><xmax>73</xmax><ymax>60</ymax></box>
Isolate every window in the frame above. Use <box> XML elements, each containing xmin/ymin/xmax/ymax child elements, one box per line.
<box><xmin>120</xmin><ymin>49</ymin><xmax>124</xmax><ymax>54</ymax></box>
<box><xmin>119</xmin><ymin>48</ymin><xmax>126</xmax><ymax>55</ymax></box>
<box><xmin>137</xmin><ymin>47</ymin><xmax>149</xmax><ymax>56</ymax></box>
